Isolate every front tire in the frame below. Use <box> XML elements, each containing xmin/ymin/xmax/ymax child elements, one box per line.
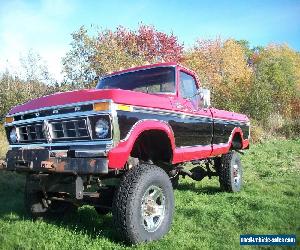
<box><xmin>218</xmin><ymin>151</ymin><xmax>243</xmax><ymax>192</ymax></box>
<box><xmin>112</xmin><ymin>164</ymin><xmax>174</xmax><ymax>244</ymax></box>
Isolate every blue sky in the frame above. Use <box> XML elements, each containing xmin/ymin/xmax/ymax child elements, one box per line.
<box><xmin>0</xmin><ymin>0</ymin><xmax>299</xmax><ymax>81</ymax></box>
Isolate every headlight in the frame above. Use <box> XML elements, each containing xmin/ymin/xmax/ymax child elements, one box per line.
<box><xmin>95</xmin><ymin>119</ymin><xmax>109</xmax><ymax>138</ymax></box>
<box><xmin>10</xmin><ymin>127</ymin><xmax>18</xmax><ymax>143</ymax></box>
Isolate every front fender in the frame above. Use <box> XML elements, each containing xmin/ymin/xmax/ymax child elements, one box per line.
<box><xmin>108</xmin><ymin>120</ymin><xmax>176</xmax><ymax>169</ymax></box>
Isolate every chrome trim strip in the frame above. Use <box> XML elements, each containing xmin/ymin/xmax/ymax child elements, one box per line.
<box><xmin>132</xmin><ymin>106</ymin><xmax>248</xmax><ymax>124</ymax></box>
<box><xmin>74</xmin><ymin>150</ymin><xmax>107</xmax><ymax>157</ymax></box>
<box><xmin>214</xmin><ymin>142</ymin><xmax>229</xmax><ymax>147</ymax></box>
<box><xmin>178</xmin><ymin>144</ymin><xmax>212</xmax><ymax>149</ymax></box>
<box><xmin>176</xmin><ymin>142</ymin><xmax>229</xmax><ymax>149</ymax></box>
<box><xmin>213</xmin><ymin>118</ymin><xmax>248</xmax><ymax>125</ymax></box>
<box><xmin>8</xmin><ymin>99</ymin><xmax>111</xmax><ymax>117</ymax></box>
<box><xmin>120</xmin><ymin>119</ymin><xmax>175</xmax><ymax>143</ymax></box>
<box><xmin>111</xmin><ymin>103</ymin><xmax>120</xmax><ymax>146</ymax></box>
<box><xmin>49</xmin><ymin>150</ymin><xmax>68</xmax><ymax>158</ymax></box>
<box><xmin>133</xmin><ymin>107</ymin><xmax>210</xmax><ymax>120</ymax></box>
<box><xmin>6</xmin><ymin>111</ymin><xmax>111</xmax><ymax>126</ymax></box>
<box><xmin>133</xmin><ymin>107</ymin><xmax>212</xmax><ymax>119</ymax></box>
<box><xmin>86</xmin><ymin>115</ymin><xmax>94</xmax><ymax>140</ymax></box>
<box><xmin>9</xmin><ymin>140</ymin><xmax>114</xmax><ymax>149</ymax></box>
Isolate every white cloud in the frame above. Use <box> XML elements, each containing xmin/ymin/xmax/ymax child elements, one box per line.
<box><xmin>0</xmin><ymin>0</ymin><xmax>76</xmax><ymax>82</ymax></box>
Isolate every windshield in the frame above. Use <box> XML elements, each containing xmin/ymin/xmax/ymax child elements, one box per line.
<box><xmin>96</xmin><ymin>67</ymin><xmax>176</xmax><ymax>94</ymax></box>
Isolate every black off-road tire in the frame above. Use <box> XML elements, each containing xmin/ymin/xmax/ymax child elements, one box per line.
<box><xmin>25</xmin><ymin>174</ymin><xmax>77</xmax><ymax>219</ymax></box>
<box><xmin>112</xmin><ymin>164</ymin><xmax>175</xmax><ymax>244</ymax></box>
<box><xmin>218</xmin><ymin>151</ymin><xmax>243</xmax><ymax>192</ymax></box>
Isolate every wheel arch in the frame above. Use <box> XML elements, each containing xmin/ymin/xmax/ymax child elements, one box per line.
<box><xmin>230</xmin><ymin>131</ymin><xmax>243</xmax><ymax>149</ymax></box>
<box><xmin>229</xmin><ymin>127</ymin><xmax>249</xmax><ymax>150</ymax></box>
<box><xmin>108</xmin><ymin>120</ymin><xmax>176</xmax><ymax>169</ymax></box>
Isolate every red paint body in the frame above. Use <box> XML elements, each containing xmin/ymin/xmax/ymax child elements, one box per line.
<box><xmin>10</xmin><ymin>62</ymin><xmax>250</xmax><ymax>169</ymax></box>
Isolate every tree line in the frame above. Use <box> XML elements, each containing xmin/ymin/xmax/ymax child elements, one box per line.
<box><xmin>0</xmin><ymin>25</ymin><xmax>299</xmax><ymax>140</ymax></box>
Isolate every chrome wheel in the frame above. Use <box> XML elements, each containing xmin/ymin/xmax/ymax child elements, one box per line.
<box><xmin>141</xmin><ymin>185</ymin><xmax>166</xmax><ymax>232</ymax></box>
<box><xmin>113</xmin><ymin>164</ymin><xmax>175</xmax><ymax>244</ymax></box>
<box><xmin>232</xmin><ymin>163</ymin><xmax>241</xmax><ymax>187</ymax></box>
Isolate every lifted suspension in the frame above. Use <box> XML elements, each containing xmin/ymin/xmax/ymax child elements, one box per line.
<box><xmin>175</xmin><ymin>160</ymin><xmax>219</xmax><ymax>181</ymax></box>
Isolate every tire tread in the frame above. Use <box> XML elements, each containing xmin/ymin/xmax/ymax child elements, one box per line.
<box><xmin>112</xmin><ymin>164</ymin><xmax>173</xmax><ymax>244</ymax></box>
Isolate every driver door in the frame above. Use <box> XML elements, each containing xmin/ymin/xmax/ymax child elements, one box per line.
<box><xmin>171</xmin><ymin>70</ymin><xmax>213</xmax><ymax>150</ymax></box>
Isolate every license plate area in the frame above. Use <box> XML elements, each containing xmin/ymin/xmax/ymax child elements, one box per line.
<box><xmin>6</xmin><ymin>149</ymin><xmax>50</xmax><ymax>170</ymax></box>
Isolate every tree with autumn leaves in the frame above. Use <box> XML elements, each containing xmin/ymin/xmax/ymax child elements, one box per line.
<box><xmin>183</xmin><ymin>38</ymin><xmax>253</xmax><ymax>112</ymax></box>
<box><xmin>183</xmin><ymin>39</ymin><xmax>300</xmax><ymax>140</ymax></box>
<box><xmin>1</xmin><ymin>24</ymin><xmax>299</xmax><ymax>140</ymax></box>
<box><xmin>61</xmin><ymin>24</ymin><xmax>299</xmax><ymax>139</ymax></box>
<box><xmin>62</xmin><ymin>25</ymin><xmax>183</xmax><ymax>88</ymax></box>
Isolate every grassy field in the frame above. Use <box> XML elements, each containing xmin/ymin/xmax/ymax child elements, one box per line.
<box><xmin>0</xmin><ymin>139</ymin><xmax>299</xmax><ymax>249</ymax></box>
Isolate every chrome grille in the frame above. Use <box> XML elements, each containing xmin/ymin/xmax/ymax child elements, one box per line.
<box><xmin>18</xmin><ymin>123</ymin><xmax>46</xmax><ymax>142</ymax></box>
<box><xmin>50</xmin><ymin>118</ymin><xmax>89</xmax><ymax>140</ymax></box>
<box><xmin>8</xmin><ymin>115</ymin><xmax>110</xmax><ymax>144</ymax></box>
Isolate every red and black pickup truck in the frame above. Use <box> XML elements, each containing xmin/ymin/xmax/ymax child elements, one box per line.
<box><xmin>2</xmin><ymin>62</ymin><xmax>250</xmax><ymax>244</ymax></box>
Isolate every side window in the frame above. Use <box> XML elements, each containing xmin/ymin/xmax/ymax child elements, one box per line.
<box><xmin>179</xmin><ymin>71</ymin><xmax>198</xmax><ymax>98</ymax></box>
<box><xmin>179</xmin><ymin>71</ymin><xmax>199</xmax><ymax>108</ymax></box>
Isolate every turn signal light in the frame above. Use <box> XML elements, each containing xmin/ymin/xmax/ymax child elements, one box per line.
<box><xmin>5</xmin><ymin>116</ymin><xmax>14</xmax><ymax>123</ymax></box>
<box><xmin>116</xmin><ymin>104</ymin><xmax>133</xmax><ymax>112</ymax></box>
<box><xmin>93</xmin><ymin>102</ymin><xmax>110</xmax><ymax>111</ymax></box>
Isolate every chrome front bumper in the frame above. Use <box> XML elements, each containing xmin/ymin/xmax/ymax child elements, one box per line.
<box><xmin>5</xmin><ymin>148</ymin><xmax>108</xmax><ymax>174</ymax></box>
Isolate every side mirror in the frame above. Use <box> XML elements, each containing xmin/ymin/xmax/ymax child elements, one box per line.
<box><xmin>198</xmin><ymin>87</ymin><xmax>211</xmax><ymax>108</ymax></box>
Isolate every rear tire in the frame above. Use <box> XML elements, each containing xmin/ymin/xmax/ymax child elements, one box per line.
<box><xmin>112</xmin><ymin>164</ymin><xmax>174</xmax><ymax>244</ymax></box>
<box><xmin>218</xmin><ymin>151</ymin><xmax>243</xmax><ymax>192</ymax></box>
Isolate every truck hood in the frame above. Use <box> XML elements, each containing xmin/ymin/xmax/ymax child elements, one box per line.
<box><xmin>9</xmin><ymin>89</ymin><xmax>174</xmax><ymax>115</ymax></box>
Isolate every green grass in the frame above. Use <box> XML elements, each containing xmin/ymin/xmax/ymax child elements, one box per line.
<box><xmin>0</xmin><ymin>139</ymin><xmax>299</xmax><ymax>249</ymax></box>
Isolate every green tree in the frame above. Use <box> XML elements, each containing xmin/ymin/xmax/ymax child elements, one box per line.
<box><xmin>62</xmin><ymin>26</ymin><xmax>96</xmax><ymax>89</ymax></box>
<box><xmin>246</xmin><ymin>45</ymin><xmax>299</xmax><ymax>122</ymax></box>
<box><xmin>0</xmin><ymin>51</ymin><xmax>56</xmax><ymax>120</ymax></box>
<box><xmin>20</xmin><ymin>49</ymin><xmax>53</xmax><ymax>84</ymax></box>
